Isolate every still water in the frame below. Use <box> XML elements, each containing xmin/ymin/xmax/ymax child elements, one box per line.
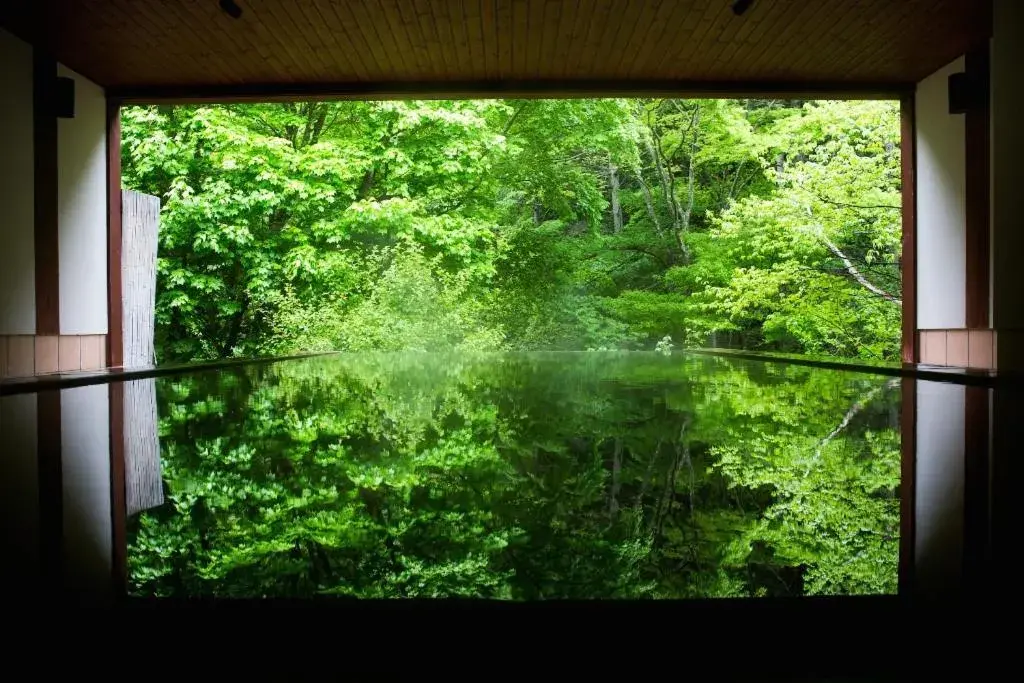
<box><xmin>128</xmin><ymin>352</ymin><xmax>901</xmax><ymax>598</ymax></box>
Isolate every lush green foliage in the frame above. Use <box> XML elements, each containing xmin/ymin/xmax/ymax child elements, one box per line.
<box><xmin>128</xmin><ymin>353</ymin><xmax>900</xmax><ymax>598</ymax></box>
<box><xmin>122</xmin><ymin>98</ymin><xmax>901</xmax><ymax>362</ymax></box>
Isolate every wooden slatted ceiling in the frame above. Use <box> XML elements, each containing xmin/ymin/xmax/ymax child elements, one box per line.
<box><xmin>1</xmin><ymin>0</ymin><xmax>989</xmax><ymax>99</ymax></box>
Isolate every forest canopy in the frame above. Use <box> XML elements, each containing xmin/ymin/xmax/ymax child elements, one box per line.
<box><xmin>121</xmin><ymin>98</ymin><xmax>902</xmax><ymax>362</ymax></box>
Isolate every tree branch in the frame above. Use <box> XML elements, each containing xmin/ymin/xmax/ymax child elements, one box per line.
<box><xmin>816</xmin><ymin>195</ymin><xmax>901</xmax><ymax>211</ymax></box>
<box><xmin>803</xmin><ymin>206</ymin><xmax>901</xmax><ymax>305</ymax></box>
<box><xmin>818</xmin><ymin>231</ymin><xmax>902</xmax><ymax>304</ymax></box>
<box><xmin>808</xmin><ymin>378</ymin><xmax>900</xmax><ymax>473</ymax></box>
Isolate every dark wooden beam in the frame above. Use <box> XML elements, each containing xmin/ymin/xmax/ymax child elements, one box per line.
<box><xmin>900</xmin><ymin>94</ymin><xmax>918</xmax><ymax>364</ymax></box>
<box><xmin>33</xmin><ymin>48</ymin><xmax>59</xmax><ymax>335</ymax></box>
<box><xmin>109</xmin><ymin>79</ymin><xmax>912</xmax><ymax>105</ymax></box>
<box><xmin>964</xmin><ymin>46</ymin><xmax>991</xmax><ymax>329</ymax></box>
<box><xmin>106</xmin><ymin>101</ymin><xmax>122</xmax><ymax>368</ymax></box>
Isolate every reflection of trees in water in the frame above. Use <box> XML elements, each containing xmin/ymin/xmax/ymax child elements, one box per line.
<box><xmin>127</xmin><ymin>353</ymin><xmax>900</xmax><ymax>599</ymax></box>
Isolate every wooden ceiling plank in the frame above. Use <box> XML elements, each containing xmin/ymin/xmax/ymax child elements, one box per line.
<box><xmin>857</xmin><ymin>0</ymin><xmax>963</xmax><ymax>81</ymax></box>
<box><xmin>731</xmin><ymin>0</ymin><xmax>770</xmax><ymax>44</ymax></box>
<box><xmin>277</xmin><ymin>0</ymin><xmax>342</xmax><ymax>80</ymax></box>
<box><xmin>195</xmin><ymin>1</ymin><xmax>289</xmax><ymax>84</ymax></box>
<box><xmin>560</xmin><ymin>0</ymin><xmax>596</xmax><ymax>78</ymax></box>
<box><xmin>536</xmin><ymin>0</ymin><xmax>562</xmax><ymax>78</ymax></box>
<box><xmin>630</xmin><ymin>0</ymin><xmax>691</xmax><ymax>79</ymax></box>
<box><xmin>124</xmin><ymin>1</ymin><xmax>203</xmax><ymax>85</ymax></box>
<box><xmin>94</xmin><ymin>1</ymin><xmax>171</xmax><ymax>85</ymax></box>
<box><xmin>418</xmin><ymin>0</ymin><xmax>452</xmax><ymax>78</ymax></box>
<box><xmin>714</xmin><ymin>39</ymin><xmax>743</xmax><ymax>77</ymax></box>
<box><xmin>742</xmin><ymin>0</ymin><xmax>802</xmax><ymax>46</ymax></box>
<box><xmin>175</xmin><ymin>0</ymin><xmax>269</xmax><ymax>85</ymax></box>
<box><xmin>510</xmin><ymin>0</ymin><xmax>530</xmax><ymax>77</ymax></box>
<box><xmin>155</xmin><ymin>0</ymin><xmax>244</xmax><ymax>85</ymax></box>
<box><xmin>655</xmin><ymin>0</ymin><xmax>713</xmax><ymax>78</ymax></box>
<box><xmin>740</xmin><ymin>0</ymin><xmax>824</xmax><ymax>80</ymax></box>
<box><xmin>787</xmin><ymin>0</ymin><xmax>871</xmax><ymax>79</ymax></box>
<box><xmin>664</xmin><ymin>0</ymin><xmax>721</xmax><ymax>78</ymax></box>
<box><xmin>346</xmin><ymin>0</ymin><xmax>402</xmax><ymax>80</ymax></box>
<box><xmin>14</xmin><ymin>0</ymin><xmax>988</xmax><ymax>91</ymax></box>
<box><xmin>394</xmin><ymin>0</ymin><xmax>436</xmax><ymax>79</ymax></box>
<box><xmin>718</xmin><ymin>0</ymin><xmax>775</xmax><ymax>76</ymax></box>
<box><xmin>432</xmin><ymin>1</ymin><xmax>461</xmax><ymax>81</ymax></box>
<box><xmin>551</xmin><ymin>0</ymin><xmax>581</xmax><ymax>79</ymax></box>
<box><xmin>376</xmin><ymin>0</ymin><xmax>417</xmax><ymax>78</ymax></box>
<box><xmin>291</xmin><ymin>1</ymin><xmax>363</xmax><ymax>82</ymax></box>
<box><xmin>764</xmin><ymin>0</ymin><xmax>845</xmax><ymax>79</ymax></box>
<box><xmin>611</xmin><ymin>0</ymin><xmax>658</xmax><ymax>78</ymax></box>
<box><xmin>479</xmin><ymin>0</ymin><xmax>499</xmax><ymax>79</ymax></box>
<box><xmin>822</xmin><ymin>0</ymin><xmax>912</xmax><ymax>81</ymax></box>
<box><xmin>693</xmin><ymin>5</ymin><xmax>745</xmax><ymax>79</ymax></box>
<box><xmin>530</xmin><ymin>0</ymin><xmax>552</xmax><ymax>78</ymax></box>
<box><xmin>323</xmin><ymin>0</ymin><xmax>388</xmax><ymax>80</ymax></box>
<box><xmin>803</xmin><ymin>0</ymin><xmax>879</xmax><ymax>80</ymax></box>
<box><xmin>575</xmin><ymin>0</ymin><xmax>615</xmax><ymax>79</ymax></box>
<box><xmin>449</xmin><ymin>1</ymin><xmax>478</xmax><ymax>80</ymax></box>
<box><xmin>255</xmin><ymin>0</ymin><xmax>327</xmax><ymax>82</ymax></box>
<box><xmin>495</xmin><ymin>0</ymin><xmax>514</xmax><ymax>78</ymax></box>
<box><xmin>592</xmin><ymin>0</ymin><xmax>641</xmax><ymax>78</ymax></box>
<box><xmin>461</xmin><ymin>0</ymin><xmax>486</xmax><ymax>80</ymax></box>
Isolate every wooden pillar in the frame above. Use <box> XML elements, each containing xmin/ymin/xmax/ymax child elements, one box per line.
<box><xmin>33</xmin><ymin>49</ymin><xmax>59</xmax><ymax>336</ymax></box>
<box><xmin>900</xmin><ymin>94</ymin><xmax>917</xmax><ymax>364</ymax></box>
<box><xmin>106</xmin><ymin>99</ymin><xmax>126</xmax><ymax>592</ymax></box>
<box><xmin>964</xmin><ymin>46</ymin><xmax>991</xmax><ymax>330</ymax></box>
<box><xmin>107</xmin><ymin>101</ymin><xmax>123</xmax><ymax>369</ymax></box>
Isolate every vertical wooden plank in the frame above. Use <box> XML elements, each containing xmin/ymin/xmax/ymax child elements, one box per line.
<box><xmin>34</xmin><ymin>49</ymin><xmax>59</xmax><ymax>336</ymax></box>
<box><xmin>965</xmin><ymin>45</ymin><xmax>991</xmax><ymax>330</ymax></box>
<box><xmin>107</xmin><ymin>99</ymin><xmax>127</xmax><ymax>594</ymax></box>
<box><xmin>901</xmin><ymin>94</ymin><xmax>917</xmax><ymax>364</ymax></box>
<box><xmin>898</xmin><ymin>376</ymin><xmax>916</xmax><ymax>597</ymax></box>
<box><xmin>107</xmin><ymin>101</ymin><xmax>123</xmax><ymax>369</ymax></box>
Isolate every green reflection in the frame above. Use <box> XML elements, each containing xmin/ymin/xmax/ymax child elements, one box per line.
<box><xmin>128</xmin><ymin>352</ymin><xmax>901</xmax><ymax>598</ymax></box>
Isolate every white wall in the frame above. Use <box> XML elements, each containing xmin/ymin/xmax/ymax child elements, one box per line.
<box><xmin>916</xmin><ymin>56</ymin><xmax>966</xmax><ymax>330</ymax></box>
<box><xmin>0</xmin><ymin>28</ymin><xmax>36</xmax><ymax>334</ymax></box>
<box><xmin>57</xmin><ymin>64</ymin><xmax>108</xmax><ymax>335</ymax></box>
<box><xmin>915</xmin><ymin>380</ymin><xmax>965</xmax><ymax>598</ymax></box>
<box><xmin>61</xmin><ymin>384</ymin><xmax>112</xmax><ymax>599</ymax></box>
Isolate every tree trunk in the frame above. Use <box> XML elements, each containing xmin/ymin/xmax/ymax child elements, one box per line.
<box><xmin>609</xmin><ymin>160</ymin><xmax>623</xmax><ymax>234</ymax></box>
<box><xmin>609</xmin><ymin>438</ymin><xmax>622</xmax><ymax>515</ymax></box>
<box><xmin>636</xmin><ymin>171</ymin><xmax>661</xmax><ymax>234</ymax></box>
<box><xmin>643</xmin><ymin>130</ymin><xmax>677</xmax><ymax>228</ymax></box>
<box><xmin>673</xmin><ymin>106</ymin><xmax>701</xmax><ymax>263</ymax></box>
